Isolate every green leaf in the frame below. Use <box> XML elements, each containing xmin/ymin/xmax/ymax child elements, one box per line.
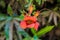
<box><xmin>0</xmin><ymin>15</ymin><xmax>12</xmax><ymax>30</ymax></box>
<box><xmin>0</xmin><ymin>20</ymin><xmax>7</xmax><ymax>30</ymax></box>
<box><xmin>5</xmin><ymin>22</ymin><xmax>13</xmax><ymax>40</ymax></box>
<box><xmin>19</xmin><ymin>14</ymin><xmax>24</xmax><ymax>20</ymax></box>
<box><xmin>0</xmin><ymin>1</ymin><xmax>5</xmax><ymax>8</ymax></box>
<box><xmin>53</xmin><ymin>14</ymin><xmax>57</xmax><ymax>26</ymax></box>
<box><xmin>48</xmin><ymin>13</ymin><xmax>53</xmax><ymax>23</ymax></box>
<box><xmin>14</xmin><ymin>21</ymin><xmax>31</xmax><ymax>38</ymax></box>
<box><xmin>41</xmin><ymin>0</ymin><xmax>46</xmax><ymax>5</ymax></box>
<box><xmin>5</xmin><ymin>22</ymin><xmax>10</xmax><ymax>40</ymax></box>
<box><xmin>4</xmin><ymin>17</ymin><xmax>12</xmax><ymax>40</ymax></box>
<box><xmin>9</xmin><ymin>21</ymin><xmax>13</xmax><ymax>40</ymax></box>
<box><xmin>7</xmin><ymin>17</ymin><xmax>12</xmax><ymax>21</ymax></box>
<box><xmin>33</xmin><ymin>36</ymin><xmax>38</xmax><ymax>40</ymax></box>
<box><xmin>14</xmin><ymin>17</ymin><xmax>21</xmax><ymax>21</ymax></box>
<box><xmin>7</xmin><ymin>4</ymin><xmax>13</xmax><ymax>16</ymax></box>
<box><xmin>31</xmin><ymin>28</ymin><xmax>36</xmax><ymax>35</ymax></box>
<box><xmin>25</xmin><ymin>0</ymin><xmax>33</xmax><ymax>4</ymax></box>
<box><xmin>25</xmin><ymin>0</ymin><xmax>33</xmax><ymax>7</ymax></box>
<box><xmin>36</xmin><ymin>26</ymin><xmax>54</xmax><ymax>37</ymax></box>
<box><xmin>31</xmin><ymin>36</ymin><xmax>41</xmax><ymax>40</ymax></box>
<box><xmin>20</xmin><ymin>10</ymin><xmax>26</xmax><ymax>14</ymax></box>
<box><xmin>57</xmin><ymin>0</ymin><xmax>60</xmax><ymax>3</ymax></box>
<box><xmin>0</xmin><ymin>14</ymin><xmax>8</xmax><ymax>21</ymax></box>
<box><xmin>23</xmin><ymin>37</ymin><xmax>31</xmax><ymax>40</ymax></box>
<box><xmin>36</xmin><ymin>0</ymin><xmax>41</xmax><ymax>5</ymax></box>
<box><xmin>23</xmin><ymin>38</ymin><xmax>28</xmax><ymax>40</ymax></box>
<box><xmin>41</xmin><ymin>11</ymin><xmax>51</xmax><ymax>17</ymax></box>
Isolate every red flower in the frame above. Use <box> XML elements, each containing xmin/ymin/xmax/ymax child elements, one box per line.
<box><xmin>20</xmin><ymin>16</ymin><xmax>39</xmax><ymax>30</ymax></box>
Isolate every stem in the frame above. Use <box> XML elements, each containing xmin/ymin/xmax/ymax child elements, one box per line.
<box><xmin>30</xmin><ymin>28</ymin><xmax>36</xmax><ymax>35</ymax></box>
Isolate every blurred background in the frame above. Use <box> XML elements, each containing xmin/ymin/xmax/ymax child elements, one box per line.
<box><xmin>0</xmin><ymin>0</ymin><xmax>60</xmax><ymax>40</ymax></box>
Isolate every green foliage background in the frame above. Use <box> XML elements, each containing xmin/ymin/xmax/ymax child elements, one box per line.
<box><xmin>0</xmin><ymin>0</ymin><xmax>60</xmax><ymax>40</ymax></box>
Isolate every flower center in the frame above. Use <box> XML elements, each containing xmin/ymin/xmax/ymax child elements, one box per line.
<box><xmin>26</xmin><ymin>20</ymin><xmax>33</xmax><ymax>25</ymax></box>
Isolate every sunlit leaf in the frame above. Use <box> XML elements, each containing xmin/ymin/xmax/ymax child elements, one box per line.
<box><xmin>36</xmin><ymin>26</ymin><xmax>54</xmax><ymax>37</ymax></box>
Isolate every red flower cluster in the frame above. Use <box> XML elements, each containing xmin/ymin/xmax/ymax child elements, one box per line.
<box><xmin>20</xmin><ymin>16</ymin><xmax>39</xmax><ymax>30</ymax></box>
<box><xmin>20</xmin><ymin>4</ymin><xmax>40</xmax><ymax>30</ymax></box>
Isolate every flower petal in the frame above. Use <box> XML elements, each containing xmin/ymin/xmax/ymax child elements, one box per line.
<box><xmin>24</xmin><ymin>16</ymin><xmax>37</xmax><ymax>22</ymax></box>
<box><xmin>34</xmin><ymin>22</ymin><xmax>39</xmax><ymax>31</ymax></box>
<box><xmin>31</xmin><ymin>16</ymin><xmax>37</xmax><ymax>22</ymax></box>
<box><xmin>27</xmin><ymin>23</ymin><xmax>35</xmax><ymax>28</ymax></box>
<box><xmin>34</xmin><ymin>11</ymin><xmax>40</xmax><ymax>17</ymax></box>
<box><xmin>24</xmin><ymin>16</ymin><xmax>30</xmax><ymax>21</ymax></box>
<box><xmin>20</xmin><ymin>21</ymin><xmax>27</xmax><ymax>29</ymax></box>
